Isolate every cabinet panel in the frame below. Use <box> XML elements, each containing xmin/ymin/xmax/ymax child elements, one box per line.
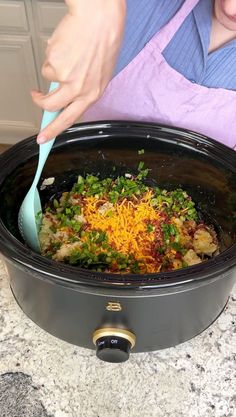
<box><xmin>0</xmin><ymin>35</ymin><xmax>41</xmax><ymax>143</ymax></box>
<box><xmin>35</xmin><ymin>1</ymin><xmax>66</xmax><ymax>33</ymax></box>
<box><xmin>37</xmin><ymin>34</ymin><xmax>50</xmax><ymax>91</ymax></box>
<box><xmin>0</xmin><ymin>1</ymin><xmax>29</xmax><ymax>32</ymax></box>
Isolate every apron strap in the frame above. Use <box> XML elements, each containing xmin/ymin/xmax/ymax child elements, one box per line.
<box><xmin>155</xmin><ymin>0</ymin><xmax>200</xmax><ymax>52</ymax></box>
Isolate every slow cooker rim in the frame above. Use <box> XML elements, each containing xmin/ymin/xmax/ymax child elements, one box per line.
<box><xmin>0</xmin><ymin>120</ymin><xmax>235</xmax><ymax>290</ymax></box>
<box><xmin>1</xmin><ymin>120</ymin><xmax>236</xmax><ymax>166</ymax></box>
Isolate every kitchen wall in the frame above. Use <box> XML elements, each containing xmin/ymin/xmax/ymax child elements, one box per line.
<box><xmin>0</xmin><ymin>0</ymin><xmax>66</xmax><ymax>144</ymax></box>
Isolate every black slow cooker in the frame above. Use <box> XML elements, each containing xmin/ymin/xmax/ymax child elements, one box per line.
<box><xmin>0</xmin><ymin>121</ymin><xmax>235</xmax><ymax>363</ymax></box>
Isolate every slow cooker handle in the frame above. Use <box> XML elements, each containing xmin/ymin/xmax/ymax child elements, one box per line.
<box><xmin>93</xmin><ymin>328</ymin><xmax>136</xmax><ymax>363</ymax></box>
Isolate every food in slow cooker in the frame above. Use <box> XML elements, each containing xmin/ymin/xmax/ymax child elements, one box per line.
<box><xmin>39</xmin><ymin>163</ymin><xmax>219</xmax><ymax>274</ymax></box>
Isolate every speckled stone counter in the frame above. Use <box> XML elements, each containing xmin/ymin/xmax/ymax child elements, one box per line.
<box><xmin>0</xmin><ymin>259</ymin><xmax>235</xmax><ymax>417</ymax></box>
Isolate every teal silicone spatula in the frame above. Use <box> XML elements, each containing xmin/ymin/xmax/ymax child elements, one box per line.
<box><xmin>18</xmin><ymin>81</ymin><xmax>60</xmax><ymax>252</ymax></box>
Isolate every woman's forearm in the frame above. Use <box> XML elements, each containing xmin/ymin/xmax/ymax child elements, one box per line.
<box><xmin>65</xmin><ymin>0</ymin><xmax>126</xmax><ymax>14</ymax></box>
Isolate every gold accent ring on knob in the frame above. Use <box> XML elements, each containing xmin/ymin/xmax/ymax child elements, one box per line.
<box><xmin>92</xmin><ymin>328</ymin><xmax>136</xmax><ymax>349</ymax></box>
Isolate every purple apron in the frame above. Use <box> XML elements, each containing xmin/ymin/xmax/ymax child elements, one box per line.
<box><xmin>83</xmin><ymin>0</ymin><xmax>236</xmax><ymax>150</ymax></box>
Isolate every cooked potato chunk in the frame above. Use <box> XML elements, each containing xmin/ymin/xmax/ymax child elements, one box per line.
<box><xmin>183</xmin><ymin>249</ymin><xmax>202</xmax><ymax>266</ymax></box>
<box><xmin>193</xmin><ymin>229</ymin><xmax>218</xmax><ymax>256</ymax></box>
<box><xmin>39</xmin><ymin>216</ymin><xmax>54</xmax><ymax>251</ymax></box>
<box><xmin>53</xmin><ymin>242</ymin><xmax>82</xmax><ymax>261</ymax></box>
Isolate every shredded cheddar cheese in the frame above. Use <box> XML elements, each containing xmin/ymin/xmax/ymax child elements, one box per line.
<box><xmin>82</xmin><ymin>192</ymin><xmax>162</xmax><ymax>273</ymax></box>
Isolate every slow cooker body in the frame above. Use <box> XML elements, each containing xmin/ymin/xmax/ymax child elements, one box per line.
<box><xmin>0</xmin><ymin>122</ymin><xmax>236</xmax><ymax>362</ymax></box>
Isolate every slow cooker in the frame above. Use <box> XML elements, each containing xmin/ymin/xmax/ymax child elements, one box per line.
<box><xmin>0</xmin><ymin>121</ymin><xmax>235</xmax><ymax>363</ymax></box>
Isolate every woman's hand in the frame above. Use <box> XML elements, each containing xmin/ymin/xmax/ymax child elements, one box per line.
<box><xmin>31</xmin><ymin>0</ymin><xmax>126</xmax><ymax>144</ymax></box>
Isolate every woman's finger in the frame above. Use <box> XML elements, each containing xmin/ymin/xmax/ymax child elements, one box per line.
<box><xmin>31</xmin><ymin>83</ymin><xmax>79</xmax><ymax>112</ymax></box>
<box><xmin>41</xmin><ymin>61</ymin><xmax>58</xmax><ymax>82</ymax></box>
<box><xmin>36</xmin><ymin>99</ymin><xmax>90</xmax><ymax>143</ymax></box>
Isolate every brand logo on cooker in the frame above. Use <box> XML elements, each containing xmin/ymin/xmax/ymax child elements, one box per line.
<box><xmin>106</xmin><ymin>302</ymin><xmax>122</xmax><ymax>312</ymax></box>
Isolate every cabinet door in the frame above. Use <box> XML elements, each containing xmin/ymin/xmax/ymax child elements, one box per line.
<box><xmin>35</xmin><ymin>1</ymin><xmax>67</xmax><ymax>33</ymax></box>
<box><xmin>37</xmin><ymin>34</ymin><xmax>50</xmax><ymax>92</ymax></box>
<box><xmin>33</xmin><ymin>1</ymin><xmax>67</xmax><ymax>91</ymax></box>
<box><xmin>0</xmin><ymin>34</ymin><xmax>41</xmax><ymax>143</ymax></box>
<box><xmin>0</xmin><ymin>0</ymin><xmax>29</xmax><ymax>32</ymax></box>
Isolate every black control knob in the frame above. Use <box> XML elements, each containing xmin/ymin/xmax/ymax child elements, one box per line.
<box><xmin>93</xmin><ymin>328</ymin><xmax>136</xmax><ymax>363</ymax></box>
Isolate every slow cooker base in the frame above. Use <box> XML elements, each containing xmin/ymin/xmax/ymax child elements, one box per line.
<box><xmin>10</xmin><ymin>283</ymin><xmax>229</xmax><ymax>354</ymax></box>
<box><xmin>6</xmin><ymin>250</ymin><xmax>234</xmax><ymax>356</ymax></box>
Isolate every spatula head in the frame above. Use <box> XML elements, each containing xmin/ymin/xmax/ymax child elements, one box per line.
<box><xmin>17</xmin><ymin>82</ymin><xmax>59</xmax><ymax>253</ymax></box>
<box><xmin>18</xmin><ymin>188</ymin><xmax>42</xmax><ymax>253</ymax></box>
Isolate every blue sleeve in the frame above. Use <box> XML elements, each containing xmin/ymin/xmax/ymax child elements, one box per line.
<box><xmin>114</xmin><ymin>0</ymin><xmax>185</xmax><ymax>76</ymax></box>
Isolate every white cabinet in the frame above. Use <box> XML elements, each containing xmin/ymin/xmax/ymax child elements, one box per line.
<box><xmin>0</xmin><ymin>0</ymin><xmax>29</xmax><ymax>32</ymax></box>
<box><xmin>34</xmin><ymin>1</ymin><xmax>67</xmax><ymax>32</ymax></box>
<box><xmin>0</xmin><ymin>0</ymin><xmax>66</xmax><ymax>144</ymax></box>
<box><xmin>0</xmin><ymin>34</ymin><xmax>41</xmax><ymax>142</ymax></box>
<box><xmin>32</xmin><ymin>0</ymin><xmax>67</xmax><ymax>91</ymax></box>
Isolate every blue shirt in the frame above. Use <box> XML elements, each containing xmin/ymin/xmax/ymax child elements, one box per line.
<box><xmin>114</xmin><ymin>0</ymin><xmax>236</xmax><ymax>91</ymax></box>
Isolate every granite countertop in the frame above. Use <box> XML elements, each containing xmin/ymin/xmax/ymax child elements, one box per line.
<box><xmin>0</xmin><ymin>259</ymin><xmax>235</xmax><ymax>417</ymax></box>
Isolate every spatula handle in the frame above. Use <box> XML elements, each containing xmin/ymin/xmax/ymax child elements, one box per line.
<box><xmin>33</xmin><ymin>82</ymin><xmax>60</xmax><ymax>187</ymax></box>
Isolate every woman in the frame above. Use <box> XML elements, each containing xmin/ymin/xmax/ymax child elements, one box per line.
<box><xmin>33</xmin><ymin>0</ymin><xmax>236</xmax><ymax>150</ymax></box>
